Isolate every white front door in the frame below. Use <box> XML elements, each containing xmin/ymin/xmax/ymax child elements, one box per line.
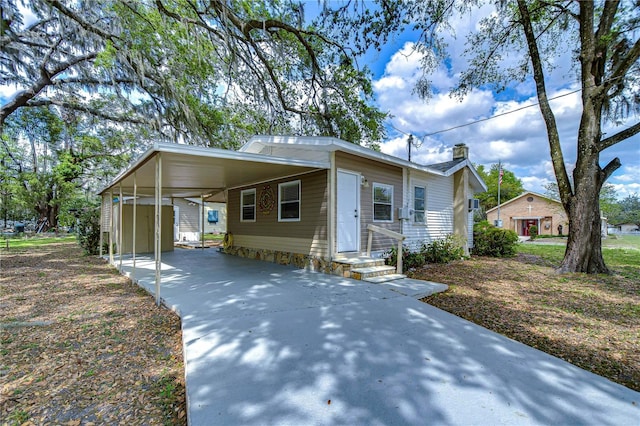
<box><xmin>337</xmin><ymin>170</ymin><xmax>360</xmax><ymax>252</ymax></box>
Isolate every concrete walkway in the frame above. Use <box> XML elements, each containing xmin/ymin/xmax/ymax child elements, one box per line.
<box><xmin>116</xmin><ymin>249</ymin><xmax>639</xmax><ymax>426</ymax></box>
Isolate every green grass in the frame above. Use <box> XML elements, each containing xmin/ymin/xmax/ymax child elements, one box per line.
<box><xmin>518</xmin><ymin>241</ymin><xmax>640</xmax><ymax>280</ymax></box>
<box><xmin>1</xmin><ymin>235</ymin><xmax>76</xmax><ymax>249</ymax></box>
<box><xmin>203</xmin><ymin>233</ymin><xmax>224</xmax><ymax>241</ymax></box>
<box><xmin>603</xmin><ymin>234</ymin><xmax>640</xmax><ymax>249</ymax></box>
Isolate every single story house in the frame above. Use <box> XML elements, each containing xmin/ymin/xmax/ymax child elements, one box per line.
<box><xmin>486</xmin><ymin>191</ymin><xmax>568</xmax><ymax>237</ymax></box>
<box><xmin>609</xmin><ymin>222</ymin><xmax>640</xmax><ymax>234</ymax></box>
<box><xmin>99</xmin><ymin>136</ymin><xmax>486</xmax><ymax>280</ymax></box>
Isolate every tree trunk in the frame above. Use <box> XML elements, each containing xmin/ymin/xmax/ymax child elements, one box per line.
<box><xmin>34</xmin><ymin>192</ymin><xmax>59</xmax><ymax>232</ymax></box>
<box><xmin>558</xmin><ymin>157</ymin><xmax>609</xmax><ymax>274</ymax></box>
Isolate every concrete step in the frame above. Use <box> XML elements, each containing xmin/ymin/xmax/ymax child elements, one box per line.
<box><xmin>362</xmin><ymin>274</ymin><xmax>407</xmax><ymax>283</ymax></box>
<box><xmin>350</xmin><ymin>265</ymin><xmax>397</xmax><ymax>280</ymax></box>
<box><xmin>332</xmin><ymin>257</ymin><xmax>385</xmax><ymax>268</ymax></box>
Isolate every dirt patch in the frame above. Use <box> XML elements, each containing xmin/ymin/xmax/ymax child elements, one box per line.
<box><xmin>0</xmin><ymin>242</ymin><xmax>186</xmax><ymax>425</ymax></box>
<box><xmin>414</xmin><ymin>255</ymin><xmax>640</xmax><ymax>392</ymax></box>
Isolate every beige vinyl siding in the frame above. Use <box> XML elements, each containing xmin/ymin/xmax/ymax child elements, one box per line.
<box><xmin>173</xmin><ymin>198</ymin><xmax>200</xmax><ymax>233</ymax></box>
<box><xmin>227</xmin><ymin>170</ymin><xmax>328</xmax><ymax>254</ymax></box>
<box><xmin>233</xmin><ymin>235</ymin><xmax>328</xmax><ymax>257</ymax></box>
<box><xmin>335</xmin><ymin>152</ymin><xmax>402</xmax><ymax>252</ymax></box>
<box><xmin>403</xmin><ymin>171</ymin><xmax>454</xmax><ymax>250</ymax></box>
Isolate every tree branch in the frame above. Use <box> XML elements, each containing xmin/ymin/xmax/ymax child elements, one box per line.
<box><xmin>601</xmin><ymin>157</ymin><xmax>621</xmax><ymax>182</ymax></box>
<box><xmin>25</xmin><ymin>99</ymin><xmax>150</xmax><ymax>125</ymax></box>
<box><xmin>599</xmin><ymin>121</ymin><xmax>640</xmax><ymax>151</ymax></box>
<box><xmin>603</xmin><ymin>37</ymin><xmax>640</xmax><ymax>93</ymax></box>
<box><xmin>516</xmin><ymin>0</ymin><xmax>572</xmax><ymax>207</ymax></box>
<box><xmin>44</xmin><ymin>0</ymin><xmax>117</xmax><ymax>42</ymax></box>
<box><xmin>1</xmin><ymin>52</ymin><xmax>97</xmax><ymax>126</ymax></box>
<box><xmin>53</xmin><ymin>77</ymin><xmax>136</xmax><ymax>86</ymax></box>
<box><xmin>596</xmin><ymin>1</ymin><xmax>620</xmax><ymax>39</ymax></box>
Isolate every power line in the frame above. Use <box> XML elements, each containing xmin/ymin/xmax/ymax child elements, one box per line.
<box><xmin>423</xmin><ymin>88</ymin><xmax>582</xmax><ymax>138</ymax></box>
<box><xmin>387</xmin><ymin>87</ymin><xmax>583</xmax><ymax>140</ymax></box>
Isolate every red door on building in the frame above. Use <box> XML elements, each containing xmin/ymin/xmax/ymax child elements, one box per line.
<box><xmin>522</xmin><ymin>219</ymin><xmax>537</xmax><ymax>236</ymax></box>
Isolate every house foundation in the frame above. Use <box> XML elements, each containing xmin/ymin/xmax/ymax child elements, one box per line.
<box><xmin>224</xmin><ymin>245</ymin><xmax>333</xmax><ymax>274</ymax></box>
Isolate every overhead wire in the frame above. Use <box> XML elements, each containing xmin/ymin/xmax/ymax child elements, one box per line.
<box><xmin>387</xmin><ymin>87</ymin><xmax>584</xmax><ymax>141</ymax></box>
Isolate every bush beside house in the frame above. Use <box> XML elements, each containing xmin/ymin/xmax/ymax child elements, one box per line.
<box><xmin>384</xmin><ymin>234</ymin><xmax>466</xmax><ymax>272</ymax></box>
<box><xmin>472</xmin><ymin>221</ymin><xmax>519</xmax><ymax>257</ymax></box>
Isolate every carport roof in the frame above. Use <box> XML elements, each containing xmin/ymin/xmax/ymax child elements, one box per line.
<box><xmin>99</xmin><ymin>142</ymin><xmax>329</xmax><ymax>202</ymax></box>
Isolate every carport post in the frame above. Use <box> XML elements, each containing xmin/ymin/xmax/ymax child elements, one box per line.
<box><xmin>118</xmin><ymin>182</ymin><xmax>123</xmax><ymax>270</ymax></box>
<box><xmin>109</xmin><ymin>190</ymin><xmax>114</xmax><ymax>265</ymax></box>
<box><xmin>154</xmin><ymin>153</ymin><xmax>162</xmax><ymax>306</ymax></box>
<box><xmin>201</xmin><ymin>194</ymin><xmax>205</xmax><ymax>249</ymax></box>
<box><xmin>99</xmin><ymin>194</ymin><xmax>103</xmax><ymax>258</ymax></box>
<box><xmin>132</xmin><ymin>172</ymin><xmax>137</xmax><ymax>282</ymax></box>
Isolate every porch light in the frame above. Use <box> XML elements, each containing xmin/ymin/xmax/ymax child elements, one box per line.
<box><xmin>361</xmin><ymin>175</ymin><xmax>369</xmax><ymax>187</ymax></box>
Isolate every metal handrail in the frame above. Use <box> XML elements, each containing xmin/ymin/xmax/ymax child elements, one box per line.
<box><xmin>366</xmin><ymin>224</ymin><xmax>406</xmax><ymax>274</ymax></box>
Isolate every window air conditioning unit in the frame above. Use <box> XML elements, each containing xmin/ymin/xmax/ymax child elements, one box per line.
<box><xmin>468</xmin><ymin>199</ymin><xmax>480</xmax><ymax>210</ymax></box>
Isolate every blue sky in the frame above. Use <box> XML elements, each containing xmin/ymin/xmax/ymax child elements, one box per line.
<box><xmin>2</xmin><ymin>2</ymin><xmax>638</xmax><ymax>199</ymax></box>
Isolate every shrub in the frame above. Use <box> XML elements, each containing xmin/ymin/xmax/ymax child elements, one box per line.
<box><xmin>473</xmin><ymin>222</ymin><xmax>519</xmax><ymax>257</ymax></box>
<box><xmin>383</xmin><ymin>245</ymin><xmax>424</xmax><ymax>272</ymax></box>
<box><xmin>528</xmin><ymin>225</ymin><xmax>538</xmax><ymax>240</ymax></box>
<box><xmin>76</xmin><ymin>205</ymin><xmax>101</xmax><ymax>255</ymax></box>
<box><xmin>384</xmin><ymin>234</ymin><xmax>466</xmax><ymax>272</ymax></box>
<box><xmin>421</xmin><ymin>234</ymin><xmax>465</xmax><ymax>263</ymax></box>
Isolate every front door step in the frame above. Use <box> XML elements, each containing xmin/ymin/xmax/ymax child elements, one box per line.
<box><xmin>351</xmin><ymin>265</ymin><xmax>397</xmax><ymax>280</ymax></box>
<box><xmin>332</xmin><ymin>256</ymin><xmax>405</xmax><ymax>282</ymax></box>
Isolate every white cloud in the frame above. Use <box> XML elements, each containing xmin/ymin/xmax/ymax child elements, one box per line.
<box><xmin>521</xmin><ymin>176</ymin><xmax>550</xmax><ymax>193</ymax></box>
<box><xmin>0</xmin><ymin>84</ymin><xmax>20</xmax><ymax>101</ymax></box>
<box><xmin>373</xmin><ymin>26</ymin><xmax>640</xmax><ymax>198</ymax></box>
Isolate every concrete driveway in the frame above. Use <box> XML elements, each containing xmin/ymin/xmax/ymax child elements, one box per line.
<box><xmin>117</xmin><ymin>249</ymin><xmax>639</xmax><ymax>425</ymax></box>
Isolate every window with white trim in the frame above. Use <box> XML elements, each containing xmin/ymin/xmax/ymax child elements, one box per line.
<box><xmin>413</xmin><ymin>185</ymin><xmax>426</xmax><ymax>223</ymax></box>
<box><xmin>373</xmin><ymin>183</ymin><xmax>393</xmax><ymax>221</ymax></box>
<box><xmin>278</xmin><ymin>180</ymin><xmax>301</xmax><ymax>221</ymax></box>
<box><xmin>240</xmin><ymin>188</ymin><xmax>256</xmax><ymax>222</ymax></box>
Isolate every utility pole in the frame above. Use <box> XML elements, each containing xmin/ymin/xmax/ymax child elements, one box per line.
<box><xmin>497</xmin><ymin>161</ymin><xmax>503</xmax><ymax>227</ymax></box>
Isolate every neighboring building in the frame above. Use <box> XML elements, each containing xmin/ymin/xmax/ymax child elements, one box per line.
<box><xmin>486</xmin><ymin>191</ymin><xmax>568</xmax><ymax>237</ymax></box>
<box><xmin>110</xmin><ymin>197</ymin><xmax>227</xmax><ymax>244</ymax></box>
<box><xmin>173</xmin><ymin>199</ymin><xmax>227</xmax><ymax>241</ymax></box>
<box><xmin>100</xmin><ymin>136</ymin><xmax>486</xmax><ymax>269</ymax></box>
<box><xmin>609</xmin><ymin>222</ymin><xmax>640</xmax><ymax>234</ymax></box>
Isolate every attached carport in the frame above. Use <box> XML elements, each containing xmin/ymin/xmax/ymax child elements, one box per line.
<box><xmin>99</xmin><ymin>142</ymin><xmax>329</xmax><ymax>304</ymax></box>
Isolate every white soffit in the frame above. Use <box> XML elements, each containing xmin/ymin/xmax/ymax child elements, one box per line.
<box><xmin>100</xmin><ymin>143</ymin><xmax>329</xmax><ymax>200</ymax></box>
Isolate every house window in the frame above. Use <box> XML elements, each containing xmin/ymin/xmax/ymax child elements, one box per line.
<box><xmin>278</xmin><ymin>180</ymin><xmax>300</xmax><ymax>221</ymax></box>
<box><xmin>241</xmin><ymin>189</ymin><xmax>256</xmax><ymax>222</ymax></box>
<box><xmin>414</xmin><ymin>185</ymin><xmax>426</xmax><ymax>223</ymax></box>
<box><xmin>373</xmin><ymin>183</ymin><xmax>393</xmax><ymax>221</ymax></box>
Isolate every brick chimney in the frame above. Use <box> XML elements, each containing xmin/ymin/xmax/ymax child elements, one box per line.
<box><xmin>453</xmin><ymin>143</ymin><xmax>469</xmax><ymax>160</ymax></box>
